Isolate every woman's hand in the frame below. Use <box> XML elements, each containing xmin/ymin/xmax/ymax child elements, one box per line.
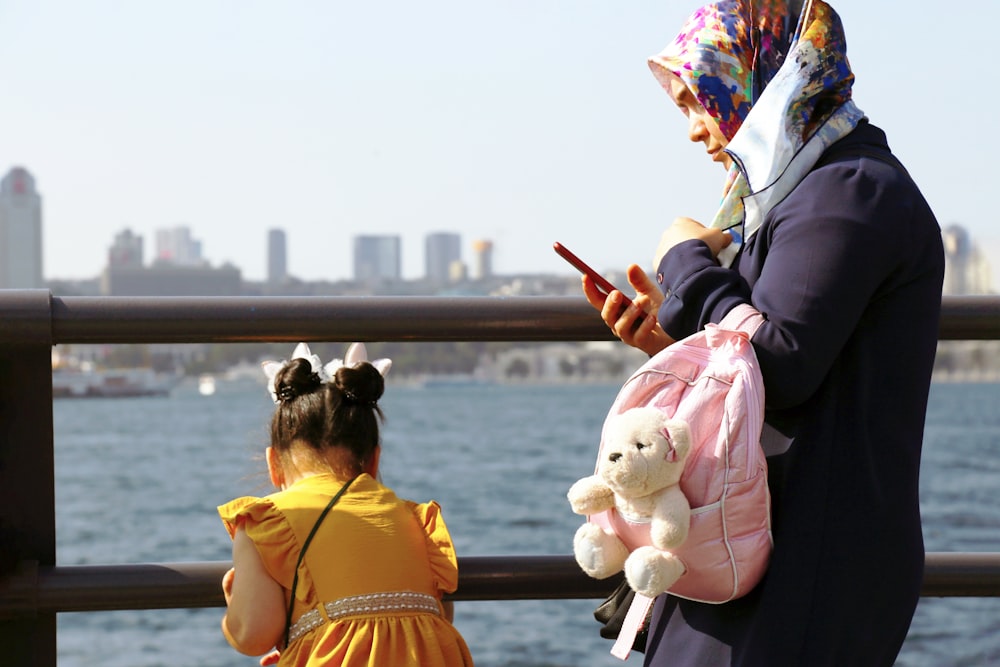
<box><xmin>653</xmin><ymin>217</ymin><xmax>732</xmax><ymax>267</ymax></box>
<box><xmin>582</xmin><ymin>263</ymin><xmax>674</xmax><ymax>357</ymax></box>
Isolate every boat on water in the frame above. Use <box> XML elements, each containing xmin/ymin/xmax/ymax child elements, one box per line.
<box><xmin>52</xmin><ymin>367</ymin><xmax>182</xmax><ymax>398</ymax></box>
<box><xmin>198</xmin><ymin>374</ymin><xmax>217</xmax><ymax>396</ymax></box>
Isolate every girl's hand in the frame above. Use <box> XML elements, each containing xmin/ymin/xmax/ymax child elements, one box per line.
<box><xmin>582</xmin><ymin>264</ymin><xmax>674</xmax><ymax>357</ymax></box>
<box><xmin>653</xmin><ymin>217</ymin><xmax>732</xmax><ymax>267</ymax></box>
<box><xmin>260</xmin><ymin>650</ymin><xmax>281</xmax><ymax>666</ymax></box>
<box><xmin>222</xmin><ymin>568</ymin><xmax>235</xmax><ymax>606</ymax></box>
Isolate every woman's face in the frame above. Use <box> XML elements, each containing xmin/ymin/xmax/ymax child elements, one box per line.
<box><xmin>667</xmin><ymin>76</ymin><xmax>733</xmax><ymax>170</ymax></box>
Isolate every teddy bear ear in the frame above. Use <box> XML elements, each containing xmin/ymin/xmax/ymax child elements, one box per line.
<box><xmin>662</xmin><ymin>420</ymin><xmax>692</xmax><ymax>458</ymax></box>
<box><xmin>662</xmin><ymin>430</ymin><xmax>679</xmax><ymax>463</ymax></box>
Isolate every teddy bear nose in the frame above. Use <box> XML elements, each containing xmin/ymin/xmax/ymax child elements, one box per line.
<box><xmin>608</xmin><ymin>452</ymin><xmax>622</xmax><ymax>463</ymax></box>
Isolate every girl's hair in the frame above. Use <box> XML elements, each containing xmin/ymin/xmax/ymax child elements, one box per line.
<box><xmin>269</xmin><ymin>357</ymin><xmax>385</xmax><ymax>475</ymax></box>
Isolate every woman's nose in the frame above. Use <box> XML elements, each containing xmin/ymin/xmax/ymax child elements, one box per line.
<box><xmin>688</xmin><ymin>114</ymin><xmax>707</xmax><ymax>143</ymax></box>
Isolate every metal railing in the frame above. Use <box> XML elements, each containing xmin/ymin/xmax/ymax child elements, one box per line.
<box><xmin>2</xmin><ymin>290</ymin><xmax>1000</xmax><ymax>666</ymax></box>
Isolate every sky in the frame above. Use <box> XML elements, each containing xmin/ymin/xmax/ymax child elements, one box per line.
<box><xmin>2</xmin><ymin>1</ymin><xmax>996</xmax><ymax>285</ymax></box>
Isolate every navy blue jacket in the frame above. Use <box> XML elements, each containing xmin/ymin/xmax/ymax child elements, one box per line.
<box><xmin>644</xmin><ymin>121</ymin><xmax>944</xmax><ymax>667</ymax></box>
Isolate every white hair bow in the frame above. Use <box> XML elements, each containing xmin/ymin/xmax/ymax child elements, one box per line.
<box><xmin>261</xmin><ymin>342</ymin><xmax>392</xmax><ymax>404</ymax></box>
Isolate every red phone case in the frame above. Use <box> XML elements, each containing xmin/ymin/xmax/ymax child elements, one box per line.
<box><xmin>553</xmin><ymin>242</ymin><xmax>628</xmax><ymax>300</ymax></box>
<box><xmin>554</xmin><ymin>242</ymin><xmax>649</xmax><ymax>331</ymax></box>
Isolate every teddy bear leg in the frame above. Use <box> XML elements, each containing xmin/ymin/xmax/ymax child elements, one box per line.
<box><xmin>573</xmin><ymin>523</ymin><xmax>629</xmax><ymax>579</ymax></box>
<box><xmin>624</xmin><ymin>547</ymin><xmax>686</xmax><ymax>598</ymax></box>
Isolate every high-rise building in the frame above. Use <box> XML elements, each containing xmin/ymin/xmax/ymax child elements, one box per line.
<box><xmin>101</xmin><ymin>227</ymin><xmax>240</xmax><ymax>296</ymax></box>
<box><xmin>353</xmin><ymin>235</ymin><xmax>401</xmax><ymax>283</ymax></box>
<box><xmin>472</xmin><ymin>239</ymin><xmax>494</xmax><ymax>280</ymax></box>
<box><xmin>268</xmin><ymin>229</ymin><xmax>287</xmax><ymax>284</ymax></box>
<box><xmin>942</xmin><ymin>224</ymin><xmax>993</xmax><ymax>295</ymax></box>
<box><xmin>0</xmin><ymin>167</ymin><xmax>43</xmax><ymax>288</ymax></box>
<box><xmin>425</xmin><ymin>232</ymin><xmax>461</xmax><ymax>283</ymax></box>
<box><xmin>108</xmin><ymin>229</ymin><xmax>144</xmax><ymax>268</ymax></box>
<box><xmin>155</xmin><ymin>226</ymin><xmax>203</xmax><ymax>266</ymax></box>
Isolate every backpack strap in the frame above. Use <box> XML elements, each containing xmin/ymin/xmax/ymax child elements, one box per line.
<box><xmin>610</xmin><ymin>592</ymin><xmax>655</xmax><ymax>660</ymax></box>
<box><xmin>719</xmin><ymin>303</ymin><xmax>765</xmax><ymax>339</ymax></box>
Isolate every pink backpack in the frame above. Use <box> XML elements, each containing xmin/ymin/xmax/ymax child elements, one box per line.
<box><xmin>588</xmin><ymin>304</ymin><xmax>773</xmax><ymax>658</ymax></box>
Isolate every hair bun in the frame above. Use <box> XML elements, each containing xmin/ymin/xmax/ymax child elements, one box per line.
<box><xmin>334</xmin><ymin>362</ymin><xmax>385</xmax><ymax>406</ymax></box>
<box><xmin>275</xmin><ymin>358</ymin><xmax>323</xmax><ymax>403</ymax></box>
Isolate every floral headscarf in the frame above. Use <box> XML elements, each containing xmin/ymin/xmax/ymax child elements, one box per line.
<box><xmin>649</xmin><ymin>0</ymin><xmax>864</xmax><ymax>267</ymax></box>
<box><xmin>648</xmin><ymin>3</ymin><xmax>755</xmax><ymax>141</ymax></box>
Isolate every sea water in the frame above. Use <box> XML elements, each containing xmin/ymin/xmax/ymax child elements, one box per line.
<box><xmin>53</xmin><ymin>380</ymin><xmax>1000</xmax><ymax>666</ymax></box>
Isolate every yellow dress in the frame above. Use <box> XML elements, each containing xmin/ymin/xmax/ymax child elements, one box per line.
<box><xmin>218</xmin><ymin>473</ymin><xmax>474</xmax><ymax>667</ymax></box>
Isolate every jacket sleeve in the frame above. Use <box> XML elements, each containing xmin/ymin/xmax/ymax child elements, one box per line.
<box><xmin>657</xmin><ymin>157</ymin><xmax>928</xmax><ymax>410</ymax></box>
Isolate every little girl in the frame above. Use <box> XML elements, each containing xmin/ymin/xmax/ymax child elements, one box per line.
<box><xmin>218</xmin><ymin>342</ymin><xmax>474</xmax><ymax>666</ymax></box>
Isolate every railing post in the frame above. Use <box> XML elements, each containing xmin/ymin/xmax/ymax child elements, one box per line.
<box><xmin>0</xmin><ymin>290</ymin><xmax>55</xmax><ymax>666</ymax></box>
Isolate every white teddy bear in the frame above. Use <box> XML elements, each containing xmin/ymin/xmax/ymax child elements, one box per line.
<box><xmin>568</xmin><ymin>406</ymin><xmax>692</xmax><ymax>598</ymax></box>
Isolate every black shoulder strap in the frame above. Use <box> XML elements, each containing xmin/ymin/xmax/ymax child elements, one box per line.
<box><xmin>283</xmin><ymin>474</ymin><xmax>359</xmax><ymax>648</ymax></box>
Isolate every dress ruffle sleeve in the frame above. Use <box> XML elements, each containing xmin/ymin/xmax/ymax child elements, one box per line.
<box><xmin>410</xmin><ymin>500</ymin><xmax>459</xmax><ymax>595</ymax></box>
<box><xmin>218</xmin><ymin>495</ymin><xmax>301</xmax><ymax>591</ymax></box>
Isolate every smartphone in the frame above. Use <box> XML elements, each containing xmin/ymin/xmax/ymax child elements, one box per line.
<box><xmin>553</xmin><ymin>241</ymin><xmax>633</xmax><ymax>307</ymax></box>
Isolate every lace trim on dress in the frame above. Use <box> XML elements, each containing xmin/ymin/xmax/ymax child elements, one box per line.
<box><xmin>287</xmin><ymin>591</ymin><xmax>441</xmax><ymax>645</ymax></box>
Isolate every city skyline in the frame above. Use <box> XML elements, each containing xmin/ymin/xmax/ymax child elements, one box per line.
<box><xmin>12</xmin><ymin>176</ymin><xmax>507</xmax><ymax>289</ymax></box>
<box><xmin>3</xmin><ymin>163</ymin><xmax>996</xmax><ymax>296</ymax></box>
<box><xmin>2</xmin><ymin>2</ymin><xmax>998</xmax><ymax>286</ymax></box>
<box><xmin>50</xmin><ymin>216</ymin><xmax>1000</xmax><ymax>297</ymax></box>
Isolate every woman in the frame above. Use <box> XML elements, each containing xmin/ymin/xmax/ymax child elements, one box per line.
<box><xmin>583</xmin><ymin>2</ymin><xmax>944</xmax><ymax>665</ymax></box>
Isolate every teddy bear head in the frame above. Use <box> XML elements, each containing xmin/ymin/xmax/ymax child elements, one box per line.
<box><xmin>598</xmin><ymin>406</ymin><xmax>691</xmax><ymax>498</ymax></box>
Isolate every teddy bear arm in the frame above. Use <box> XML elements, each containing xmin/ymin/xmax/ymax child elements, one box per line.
<box><xmin>650</xmin><ymin>487</ymin><xmax>691</xmax><ymax>550</ymax></box>
<box><xmin>567</xmin><ymin>475</ymin><xmax>616</xmax><ymax>515</ymax></box>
